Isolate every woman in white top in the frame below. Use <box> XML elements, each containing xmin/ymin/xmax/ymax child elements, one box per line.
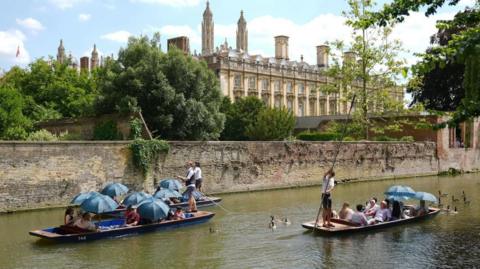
<box><xmin>194</xmin><ymin>162</ymin><xmax>203</xmax><ymax>193</ymax></box>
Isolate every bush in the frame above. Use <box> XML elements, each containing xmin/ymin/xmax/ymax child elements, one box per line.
<box><xmin>400</xmin><ymin>136</ymin><xmax>414</xmax><ymax>142</ymax></box>
<box><xmin>373</xmin><ymin>135</ymin><xmax>396</xmax><ymax>141</ymax></box>
<box><xmin>93</xmin><ymin>120</ymin><xmax>122</xmax><ymax>140</ymax></box>
<box><xmin>297</xmin><ymin>131</ymin><xmax>339</xmax><ymax>141</ymax></box>
<box><xmin>59</xmin><ymin>131</ymin><xmax>83</xmax><ymax>141</ymax></box>
<box><xmin>343</xmin><ymin>136</ymin><xmax>356</xmax><ymax>141</ymax></box>
<box><xmin>27</xmin><ymin>129</ymin><xmax>58</xmax><ymax>141</ymax></box>
<box><xmin>130</xmin><ymin>139</ymin><xmax>170</xmax><ymax>175</ymax></box>
<box><xmin>245</xmin><ymin>107</ymin><xmax>295</xmax><ymax>141</ymax></box>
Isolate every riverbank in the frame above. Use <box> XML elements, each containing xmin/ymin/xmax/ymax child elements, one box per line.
<box><xmin>0</xmin><ymin>140</ymin><xmax>476</xmax><ymax>212</ymax></box>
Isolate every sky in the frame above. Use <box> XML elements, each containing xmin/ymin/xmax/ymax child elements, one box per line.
<box><xmin>0</xmin><ymin>0</ymin><xmax>477</xmax><ymax>73</ymax></box>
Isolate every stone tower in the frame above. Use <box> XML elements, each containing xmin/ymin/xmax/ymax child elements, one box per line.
<box><xmin>57</xmin><ymin>39</ymin><xmax>65</xmax><ymax>64</ymax></box>
<box><xmin>202</xmin><ymin>1</ymin><xmax>214</xmax><ymax>55</ymax></box>
<box><xmin>91</xmin><ymin>44</ymin><xmax>99</xmax><ymax>69</ymax></box>
<box><xmin>316</xmin><ymin>45</ymin><xmax>329</xmax><ymax>67</ymax></box>
<box><xmin>236</xmin><ymin>10</ymin><xmax>248</xmax><ymax>52</ymax></box>
<box><xmin>275</xmin><ymin>36</ymin><xmax>289</xmax><ymax>60</ymax></box>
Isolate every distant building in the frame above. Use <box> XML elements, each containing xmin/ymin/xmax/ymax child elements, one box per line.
<box><xmin>80</xmin><ymin>56</ymin><xmax>89</xmax><ymax>73</ymax></box>
<box><xmin>168</xmin><ymin>36</ymin><xmax>190</xmax><ymax>54</ymax></box>
<box><xmin>197</xmin><ymin>2</ymin><xmax>404</xmax><ymax>117</ymax></box>
<box><xmin>54</xmin><ymin>40</ymin><xmax>104</xmax><ymax>74</ymax></box>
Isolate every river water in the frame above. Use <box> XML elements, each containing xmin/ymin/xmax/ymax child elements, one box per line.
<box><xmin>1</xmin><ymin>174</ymin><xmax>479</xmax><ymax>269</ymax></box>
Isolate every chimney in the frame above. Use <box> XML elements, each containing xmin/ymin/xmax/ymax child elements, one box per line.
<box><xmin>275</xmin><ymin>35</ymin><xmax>289</xmax><ymax>60</ymax></box>
<box><xmin>343</xmin><ymin>51</ymin><xmax>356</xmax><ymax>66</ymax></box>
<box><xmin>316</xmin><ymin>45</ymin><xmax>329</xmax><ymax>67</ymax></box>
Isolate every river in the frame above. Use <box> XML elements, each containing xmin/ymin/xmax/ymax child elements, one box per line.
<box><xmin>1</xmin><ymin>174</ymin><xmax>479</xmax><ymax>269</ymax></box>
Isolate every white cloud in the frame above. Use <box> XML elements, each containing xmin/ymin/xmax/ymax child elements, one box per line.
<box><xmin>49</xmin><ymin>0</ymin><xmax>90</xmax><ymax>9</ymax></box>
<box><xmin>131</xmin><ymin>0</ymin><xmax>200</xmax><ymax>8</ymax></box>
<box><xmin>78</xmin><ymin>13</ymin><xmax>91</xmax><ymax>22</ymax></box>
<box><xmin>16</xmin><ymin>18</ymin><xmax>45</xmax><ymax>32</ymax></box>
<box><xmin>458</xmin><ymin>0</ymin><xmax>478</xmax><ymax>7</ymax></box>
<box><xmin>101</xmin><ymin>30</ymin><xmax>132</xmax><ymax>43</ymax></box>
<box><xmin>0</xmin><ymin>30</ymin><xmax>30</xmax><ymax>64</ymax></box>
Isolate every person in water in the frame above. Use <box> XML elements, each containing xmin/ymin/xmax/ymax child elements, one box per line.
<box><xmin>64</xmin><ymin>207</ymin><xmax>75</xmax><ymax>226</ymax></box>
<box><xmin>176</xmin><ymin>161</ymin><xmax>197</xmax><ymax>212</ymax></box>
<box><xmin>321</xmin><ymin>169</ymin><xmax>335</xmax><ymax>228</ymax></box>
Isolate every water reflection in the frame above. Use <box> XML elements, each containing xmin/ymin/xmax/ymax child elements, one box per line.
<box><xmin>0</xmin><ymin>174</ymin><xmax>479</xmax><ymax>268</ymax></box>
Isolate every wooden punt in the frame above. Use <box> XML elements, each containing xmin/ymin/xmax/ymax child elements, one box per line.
<box><xmin>105</xmin><ymin>197</ymin><xmax>222</xmax><ymax>218</ymax></box>
<box><xmin>302</xmin><ymin>207</ymin><xmax>440</xmax><ymax>235</ymax></box>
<box><xmin>29</xmin><ymin>211</ymin><xmax>215</xmax><ymax>243</ymax></box>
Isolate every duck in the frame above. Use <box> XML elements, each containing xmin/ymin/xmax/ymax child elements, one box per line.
<box><xmin>463</xmin><ymin>195</ymin><xmax>471</xmax><ymax>205</ymax></box>
<box><xmin>452</xmin><ymin>195</ymin><xmax>460</xmax><ymax>202</ymax></box>
<box><xmin>438</xmin><ymin>197</ymin><xmax>443</xmax><ymax>208</ymax></box>
<box><xmin>438</xmin><ymin>190</ymin><xmax>448</xmax><ymax>198</ymax></box>
<box><xmin>282</xmin><ymin>217</ymin><xmax>291</xmax><ymax>226</ymax></box>
<box><xmin>209</xmin><ymin>227</ymin><xmax>219</xmax><ymax>233</ymax></box>
<box><xmin>269</xmin><ymin>216</ymin><xmax>277</xmax><ymax>230</ymax></box>
<box><xmin>461</xmin><ymin>190</ymin><xmax>466</xmax><ymax>198</ymax></box>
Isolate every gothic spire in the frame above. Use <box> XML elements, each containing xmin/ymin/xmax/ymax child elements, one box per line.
<box><xmin>202</xmin><ymin>1</ymin><xmax>214</xmax><ymax>55</ymax></box>
<box><xmin>236</xmin><ymin>10</ymin><xmax>248</xmax><ymax>52</ymax></box>
<box><xmin>57</xmin><ymin>39</ymin><xmax>65</xmax><ymax>64</ymax></box>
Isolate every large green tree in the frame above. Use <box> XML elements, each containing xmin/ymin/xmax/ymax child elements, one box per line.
<box><xmin>371</xmin><ymin>0</ymin><xmax>480</xmax><ymax>125</ymax></box>
<box><xmin>0</xmin><ymin>86</ymin><xmax>32</xmax><ymax>139</ymax></box>
<box><xmin>325</xmin><ymin>0</ymin><xmax>406</xmax><ymax>139</ymax></box>
<box><xmin>245</xmin><ymin>107</ymin><xmax>295</xmax><ymax>141</ymax></box>
<box><xmin>408</xmin><ymin>9</ymin><xmax>479</xmax><ymax>111</ymax></box>
<box><xmin>0</xmin><ymin>58</ymin><xmax>97</xmax><ymax>122</ymax></box>
<box><xmin>220</xmin><ymin>96</ymin><xmax>265</xmax><ymax>140</ymax></box>
<box><xmin>95</xmin><ymin>34</ymin><xmax>224</xmax><ymax>140</ymax></box>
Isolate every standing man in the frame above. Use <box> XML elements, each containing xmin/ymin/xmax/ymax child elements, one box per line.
<box><xmin>176</xmin><ymin>161</ymin><xmax>197</xmax><ymax>212</ymax></box>
<box><xmin>321</xmin><ymin>169</ymin><xmax>335</xmax><ymax>228</ymax></box>
<box><xmin>194</xmin><ymin>161</ymin><xmax>203</xmax><ymax>193</ymax></box>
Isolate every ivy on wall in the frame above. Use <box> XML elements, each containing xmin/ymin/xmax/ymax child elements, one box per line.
<box><xmin>130</xmin><ymin>139</ymin><xmax>169</xmax><ymax>176</ymax></box>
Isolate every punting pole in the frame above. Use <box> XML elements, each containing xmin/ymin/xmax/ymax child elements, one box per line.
<box><xmin>313</xmin><ymin>94</ymin><xmax>357</xmax><ymax>230</ymax></box>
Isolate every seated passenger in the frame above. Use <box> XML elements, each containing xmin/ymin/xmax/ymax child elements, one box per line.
<box><xmin>416</xmin><ymin>200</ymin><xmax>428</xmax><ymax>217</ymax></box>
<box><xmin>350</xmin><ymin>204</ymin><xmax>368</xmax><ymax>226</ymax></box>
<box><xmin>173</xmin><ymin>207</ymin><xmax>185</xmax><ymax>220</ymax></box>
<box><xmin>364</xmin><ymin>199</ymin><xmax>380</xmax><ymax>217</ymax></box>
<box><xmin>368</xmin><ymin>201</ymin><xmax>391</xmax><ymax>225</ymax></box>
<box><xmin>391</xmin><ymin>200</ymin><xmax>402</xmax><ymax>220</ymax></box>
<box><xmin>125</xmin><ymin>205</ymin><xmax>140</xmax><ymax>226</ymax></box>
<box><xmin>64</xmin><ymin>207</ymin><xmax>75</xmax><ymax>226</ymax></box>
<box><xmin>73</xmin><ymin>212</ymin><xmax>97</xmax><ymax>231</ymax></box>
<box><xmin>339</xmin><ymin>202</ymin><xmax>354</xmax><ymax>221</ymax></box>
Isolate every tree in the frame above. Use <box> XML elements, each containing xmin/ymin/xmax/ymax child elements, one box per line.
<box><xmin>0</xmin><ymin>86</ymin><xmax>32</xmax><ymax>140</ymax></box>
<box><xmin>408</xmin><ymin>9</ymin><xmax>479</xmax><ymax>111</ymax></box>
<box><xmin>0</xmin><ymin>58</ymin><xmax>97</xmax><ymax>122</ymax></box>
<box><xmin>371</xmin><ymin>0</ymin><xmax>480</xmax><ymax>125</ymax></box>
<box><xmin>95</xmin><ymin>34</ymin><xmax>225</xmax><ymax>140</ymax></box>
<box><xmin>220</xmin><ymin>96</ymin><xmax>265</xmax><ymax>140</ymax></box>
<box><xmin>325</xmin><ymin>0</ymin><xmax>406</xmax><ymax>139</ymax></box>
<box><xmin>245</xmin><ymin>107</ymin><xmax>295</xmax><ymax>141</ymax></box>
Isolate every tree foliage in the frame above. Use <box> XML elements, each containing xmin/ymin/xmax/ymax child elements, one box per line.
<box><xmin>408</xmin><ymin>9</ymin><xmax>479</xmax><ymax>111</ymax></box>
<box><xmin>95</xmin><ymin>34</ymin><xmax>224</xmax><ymax>140</ymax></box>
<box><xmin>220</xmin><ymin>96</ymin><xmax>265</xmax><ymax>140</ymax></box>
<box><xmin>0</xmin><ymin>59</ymin><xmax>97</xmax><ymax>122</ymax></box>
<box><xmin>324</xmin><ymin>0</ymin><xmax>407</xmax><ymax>139</ymax></box>
<box><xmin>371</xmin><ymin>0</ymin><xmax>480</xmax><ymax>125</ymax></box>
<box><xmin>245</xmin><ymin>107</ymin><xmax>295</xmax><ymax>141</ymax></box>
<box><xmin>0</xmin><ymin>86</ymin><xmax>32</xmax><ymax>140</ymax></box>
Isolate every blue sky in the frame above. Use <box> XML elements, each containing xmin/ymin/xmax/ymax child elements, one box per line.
<box><xmin>0</xmin><ymin>0</ymin><xmax>476</xmax><ymax>72</ymax></box>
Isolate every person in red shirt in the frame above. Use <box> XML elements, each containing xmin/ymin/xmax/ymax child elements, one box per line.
<box><xmin>125</xmin><ymin>205</ymin><xmax>140</xmax><ymax>226</ymax></box>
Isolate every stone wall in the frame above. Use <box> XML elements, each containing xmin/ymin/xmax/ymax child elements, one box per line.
<box><xmin>0</xmin><ymin>141</ymin><xmax>446</xmax><ymax>212</ymax></box>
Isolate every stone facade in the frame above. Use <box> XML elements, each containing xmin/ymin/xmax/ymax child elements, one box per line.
<box><xmin>0</xmin><ymin>141</ymin><xmax>450</xmax><ymax>212</ymax></box>
<box><xmin>197</xmin><ymin>2</ymin><xmax>404</xmax><ymax>117</ymax></box>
